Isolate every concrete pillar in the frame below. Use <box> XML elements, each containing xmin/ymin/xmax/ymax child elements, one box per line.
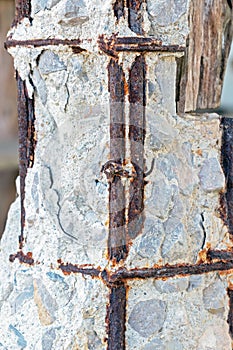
<box><xmin>1</xmin><ymin>1</ymin><xmax>233</xmax><ymax>349</ymax></box>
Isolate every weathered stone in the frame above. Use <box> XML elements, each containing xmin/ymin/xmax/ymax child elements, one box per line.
<box><xmin>188</xmin><ymin>275</ymin><xmax>203</xmax><ymax>291</ymax></box>
<box><xmin>136</xmin><ymin>218</ymin><xmax>164</xmax><ymax>258</ymax></box>
<box><xmin>162</xmin><ymin>221</ymin><xmax>186</xmax><ymax>260</ymax></box>
<box><xmin>166</xmin><ymin>341</ymin><xmax>183</xmax><ymax>350</ymax></box>
<box><xmin>46</xmin><ymin>272</ymin><xmax>65</xmax><ymax>283</ymax></box>
<box><xmin>60</xmin><ymin>0</ymin><xmax>89</xmax><ymax>25</ymax></box>
<box><xmin>42</xmin><ymin>329</ymin><xmax>56</xmax><ymax>350</ymax></box>
<box><xmin>128</xmin><ymin>299</ymin><xmax>166</xmax><ymax>338</ymax></box>
<box><xmin>156</xmin><ymin>150</ymin><xmax>198</xmax><ymax>196</ymax></box>
<box><xmin>38</xmin><ymin>51</ymin><xmax>66</xmax><ymax>75</ymax></box>
<box><xmin>203</xmin><ymin>280</ymin><xmax>226</xmax><ymax>315</ymax></box>
<box><xmin>144</xmin><ymin>338</ymin><xmax>165</xmax><ymax>350</ymax></box>
<box><xmin>154</xmin><ymin>277</ymin><xmax>189</xmax><ymax>294</ymax></box>
<box><xmin>13</xmin><ymin>284</ymin><xmax>34</xmax><ymax>312</ymax></box>
<box><xmin>197</xmin><ymin>323</ymin><xmax>231</xmax><ymax>350</ymax></box>
<box><xmin>155</xmin><ymin>58</ymin><xmax>176</xmax><ymax>115</ymax></box>
<box><xmin>148</xmin><ymin>115</ymin><xmax>178</xmax><ymax>151</ymax></box>
<box><xmin>32</xmin><ymin>68</ymin><xmax>48</xmax><ymax>105</ymax></box>
<box><xmin>199</xmin><ymin>158</ymin><xmax>225</xmax><ymax>192</ymax></box>
<box><xmin>146</xmin><ymin>177</ymin><xmax>173</xmax><ymax>220</ymax></box>
<box><xmin>33</xmin><ymin>279</ymin><xmax>57</xmax><ymax>325</ymax></box>
<box><xmin>46</xmin><ymin>0</ymin><xmax>61</xmax><ymax>9</ymax></box>
<box><xmin>33</xmin><ymin>0</ymin><xmax>48</xmax><ymax>13</ymax></box>
<box><xmin>8</xmin><ymin>325</ymin><xmax>27</xmax><ymax>349</ymax></box>
<box><xmin>147</xmin><ymin>0</ymin><xmax>188</xmax><ymax>26</ymax></box>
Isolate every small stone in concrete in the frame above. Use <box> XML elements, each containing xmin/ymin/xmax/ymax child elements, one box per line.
<box><xmin>149</xmin><ymin>115</ymin><xmax>178</xmax><ymax>151</ymax></box>
<box><xmin>188</xmin><ymin>275</ymin><xmax>203</xmax><ymax>291</ymax></box>
<box><xmin>154</xmin><ymin>277</ymin><xmax>189</xmax><ymax>293</ymax></box>
<box><xmin>128</xmin><ymin>299</ymin><xmax>166</xmax><ymax>337</ymax></box>
<box><xmin>39</xmin><ymin>51</ymin><xmax>66</xmax><ymax>75</ymax></box>
<box><xmin>148</xmin><ymin>178</ymin><xmax>173</xmax><ymax>219</ymax></box>
<box><xmin>46</xmin><ymin>0</ymin><xmax>61</xmax><ymax>9</ymax></box>
<box><xmin>61</xmin><ymin>0</ymin><xmax>89</xmax><ymax>25</ymax></box>
<box><xmin>203</xmin><ymin>280</ymin><xmax>226</xmax><ymax>315</ymax></box>
<box><xmin>166</xmin><ymin>341</ymin><xmax>183</xmax><ymax>350</ymax></box>
<box><xmin>144</xmin><ymin>338</ymin><xmax>165</xmax><ymax>350</ymax></box>
<box><xmin>162</xmin><ymin>221</ymin><xmax>186</xmax><ymax>259</ymax></box>
<box><xmin>46</xmin><ymin>272</ymin><xmax>64</xmax><ymax>283</ymax></box>
<box><xmin>32</xmin><ymin>68</ymin><xmax>48</xmax><ymax>105</ymax></box>
<box><xmin>9</xmin><ymin>325</ymin><xmax>27</xmax><ymax>349</ymax></box>
<box><xmin>34</xmin><ymin>279</ymin><xmax>57</xmax><ymax>325</ymax></box>
<box><xmin>42</xmin><ymin>329</ymin><xmax>56</xmax><ymax>350</ymax></box>
<box><xmin>199</xmin><ymin>158</ymin><xmax>225</xmax><ymax>192</ymax></box>
<box><xmin>33</xmin><ymin>0</ymin><xmax>47</xmax><ymax>13</ymax></box>
<box><xmin>147</xmin><ymin>0</ymin><xmax>188</xmax><ymax>26</ymax></box>
<box><xmin>136</xmin><ymin>218</ymin><xmax>164</xmax><ymax>258</ymax></box>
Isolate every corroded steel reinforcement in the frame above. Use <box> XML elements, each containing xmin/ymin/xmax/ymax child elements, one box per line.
<box><xmin>16</xmin><ymin>73</ymin><xmax>36</xmax><ymax>249</ymax></box>
<box><xmin>107</xmin><ymin>283</ymin><xmax>127</xmax><ymax>350</ymax></box>
<box><xmin>108</xmin><ymin>59</ymin><xmax>127</xmax><ymax>262</ymax></box>
<box><xmin>5</xmin><ymin>38</ymin><xmax>82</xmax><ymax>49</ymax></box>
<box><xmin>128</xmin><ymin>54</ymin><xmax>146</xmax><ymax>239</ymax></box>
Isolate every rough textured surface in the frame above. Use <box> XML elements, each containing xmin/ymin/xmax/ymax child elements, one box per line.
<box><xmin>1</xmin><ymin>0</ymin><xmax>233</xmax><ymax>349</ymax></box>
<box><xmin>127</xmin><ymin>276</ymin><xmax>231</xmax><ymax>349</ymax></box>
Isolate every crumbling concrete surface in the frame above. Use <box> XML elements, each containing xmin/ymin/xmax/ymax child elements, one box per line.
<box><xmin>1</xmin><ymin>0</ymin><xmax>233</xmax><ymax>349</ymax></box>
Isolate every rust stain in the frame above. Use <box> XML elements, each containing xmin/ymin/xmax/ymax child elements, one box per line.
<box><xmin>106</xmin><ymin>283</ymin><xmax>127</xmax><ymax>350</ymax></box>
<box><xmin>5</xmin><ymin>38</ymin><xmax>82</xmax><ymax>49</ymax></box>
<box><xmin>16</xmin><ymin>72</ymin><xmax>36</xmax><ymax>248</ymax></box>
<box><xmin>128</xmin><ymin>54</ymin><xmax>146</xmax><ymax>239</ymax></box>
<box><xmin>109</xmin><ymin>260</ymin><xmax>233</xmax><ymax>283</ymax></box>
<box><xmin>98</xmin><ymin>36</ymin><xmax>184</xmax><ymax>56</ymax></box>
<box><xmin>207</xmin><ymin>249</ymin><xmax>233</xmax><ymax>261</ymax></box>
<box><xmin>98</xmin><ymin>35</ymin><xmax>118</xmax><ymax>58</ymax></box>
<box><xmin>9</xmin><ymin>251</ymin><xmax>34</xmax><ymax>265</ymax></box>
<box><xmin>197</xmin><ymin>243</ymin><xmax>212</xmax><ymax>263</ymax></box>
<box><xmin>71</xmin><ymin>46</ymin><xmax>87</xmax><ymax>54</ymax></box>
<box><xmin>108</xmin><ymin>59</ymin><xmax>127</xmax><ymax>262</ymax></box>
<box><xmin>58</xmin><ymin>261</ymin><xmax>101</xmax><ymax>277</ymax></box>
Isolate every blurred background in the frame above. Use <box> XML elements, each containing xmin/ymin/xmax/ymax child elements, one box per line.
<box><xmin>0</xmin><ymin>3</ymin><xmax>233</xmax><ymax>238</ymax></box>
<box><xmin>0</xmin><ymin>0</ymin><xmax>18</xmax><ymax>238</ymax></box>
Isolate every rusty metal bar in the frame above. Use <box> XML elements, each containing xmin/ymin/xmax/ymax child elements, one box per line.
<box><xmin>108</xmin><ymin>59</ymin><xmax>127</xmax><ymax>262</ymax></box>
<box><xmin>98</xmin><ymin>36</ymin><xmax>185</xmax><ymax>57</ymax></box>
<box><xmin>109</xmin><ymin>260</ymin><xmax>233</xmax><ymax>282</ymax></box>
<box><xmin>6</xmin><ymin>37</ymin><xmax>185</xmax><ymax>54</ymax></box>
<box><xmin>220</xmin><ymin>117</ymin><xmax>233</xmax><ymax>237</ymax></box>
<box><xmin>16</xmin><ymin>73</ymin><xmax>35</xmax><ymax>249</ymax></box>
<box><xmin>5</xmin><ymin>38</ymin><xmax>82</xmax><ymax>49</ymax></box>
<box><xmin>58</xmin><ymin>261</ymin><xmax>101</xmax><ymax>277</ymax></box>
<box><xmin>128</xmin><ymin>54</ymin><xmax>146</xmax><ymax>239</ymax></box>
<box><xmin>207</xmin><ymin>249</ymin><xmax>233</xmax><ymax>260</ymax></box>
<box><xmin>107</xmin><ymin>283</ymin><xmax>126</xmax><ymax>350</ymax></box>
<box><xmin>228</xmin><ymin>288</ymin><xmax>233</xmax><ymax>339</ymax></box>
